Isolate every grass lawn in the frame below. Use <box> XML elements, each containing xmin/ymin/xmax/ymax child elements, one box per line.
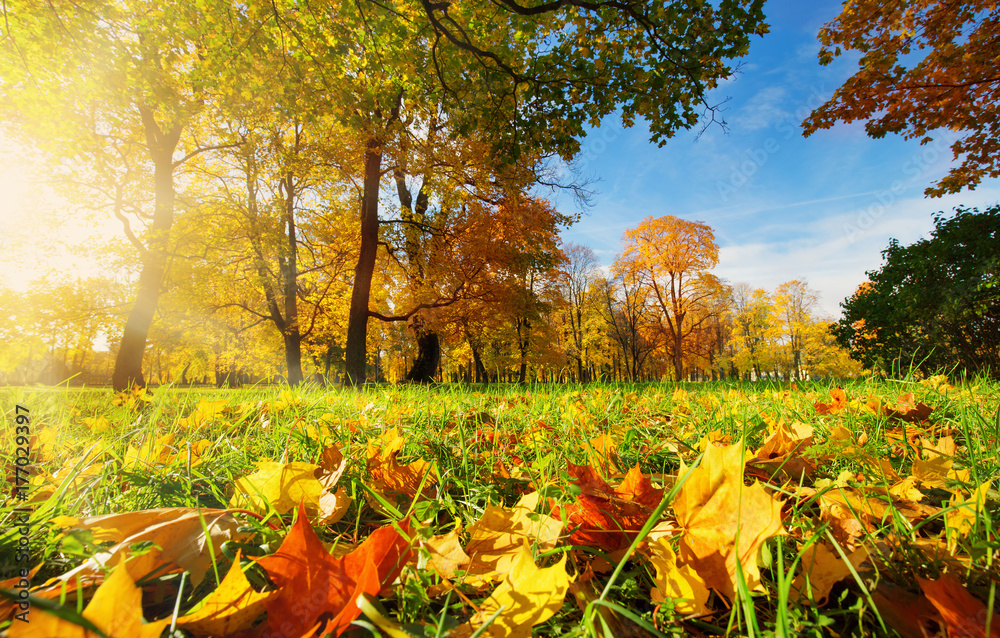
<box><xmin>1</xmin><ymin>376</ymin><xmax>998</xmax><ymax>637</ymax></box>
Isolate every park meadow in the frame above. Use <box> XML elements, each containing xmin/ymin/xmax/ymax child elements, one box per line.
<box><xmin>2</xmin><ymin>376</ymin><xmax>999</xmax><ymax>636</ymax></box>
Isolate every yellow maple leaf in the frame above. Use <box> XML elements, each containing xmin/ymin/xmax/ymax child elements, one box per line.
<box><xmin>465</xmin><ymin>492</ymin><xmax>563</xmax><ymax>585</ymax></box>
<box><xmin>454</xmin><ymin>542</ymin><xmax>572</xmax><ymax>638</ymax></box>
<box><xmin>10</xmin><ymin>562</ymin><xmax>170</xmax><ymax>638</ymax></box>
<box><xmin>177</xmin><ymin>553</ymin><xmax>276</xmax><ymax>636</ymax></box>
<box><xmin>673</xmin><ymin>443</ymin><xmax>785</xmax><ymax>598</ymax></box>
<box><xmin>421</xmin><ymin>528</ymin><xmax>472</xmax><ymax>581</ymax></box>
<box><xmin>946</xmin><ymin>480</ymin><xmax>991</xmax><ymax>551</ymax></box>
<box><xmin>646</xmin><ymin>537</ymin><xmax>710</xmax><ymax>614</ymax></box>
<box><xmin>791</xmin><ymin>541</ymin><xmax>869</xmax><ymax>605</ymax></box>
<box><xmin>584</xmin><ymin>433</ymin><xmax>620</xmax><ymax>477</ymax></box>
<box><xmin>230</xmin><ymin>461</ymin><xmax>324</xmax><ymax>516</ymax></box>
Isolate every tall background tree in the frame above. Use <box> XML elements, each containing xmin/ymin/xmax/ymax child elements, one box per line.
<box><xmin>312</xmin><ymin>0</ymin><xmax>769</xmax><ymax>384</ymax></box>
<box><xmin>0</xmin><ymin>0</ymin><xmax>243</xmax><ymax>390</ymax></box>
<box><xmin>614</xmin><ymin>215</ymin><xmax>721</xmax><ymax>380</ymax></box>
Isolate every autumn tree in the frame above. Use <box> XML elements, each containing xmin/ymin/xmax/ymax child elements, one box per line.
<box><xmin>177</xmin><ymin>110</ymin><xmax>357</xmax><ymax>385</ymax></box>
<box><xmin>597</xmin><ymin>273</ymin><xmax>658</xmax><ymax>382</ymax></box>
<box><xmin>774</xmin><ymin>280</ymin><xmax>820</xmax><ymax>380</ymax></box>
<box><xmin>261</xmin><ymin>0</ymin><xmax>767</xmax><ymax>385</ymax></box>
<box><xmin>729</xmin><ymin>284</ymin><xmax>778</xmax><ymax>380</ymax></box>
<box><xmin>0</xmin><ymin>0</ymin><xmax>248</xmax><ymax>390</ymax></box>
<box><xmin>614</xmin><ymin>215</ymin><xmax>720</xmax><ymax>380</ymax></box>
<box><xmin>379</xmin><ymin>115</ymin><xmax>568</xmax><ymax>383</ymax></box>
<box><xmin>802</xmin><ymin>0</ymin><xmax>1000</xmax><ymax>196</ymax></box>
<box><xmin>559</xmin><ymin>243</ymin><xmax>601</xmax><ymax>382</ymax></box>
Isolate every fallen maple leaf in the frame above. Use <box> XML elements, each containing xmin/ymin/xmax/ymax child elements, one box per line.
<box><xmin>790</xmin><ymin>541</ymin><xmax>868</xmax><ymax>605</ymax></box>
<box><xmin>54</xmin><ymin>508</ymin><xmax>248</xmax><ymax>588</ymax></box>
<box><xmin>550</xmin><ymin>463</ymin><xmax>664</xmax><ymax>555</ymax></box>
<box><xmin>255</xmin><ymin>502</ymin><xmax>412</xmax><ymax>637</ymax></box>
<box><xmin>584</xmin><ymin>433</ymin><xmax>621</xmax><ymax>477</ymax></box>
<box><xmin>9</xmin><ymin>561</ymin><xmax>170</xmax><ymax>638</ymax></box>
<box><xmin>946</xmin><ymin>480</ymin><xmax>991</xmax><ymax>551</ymax></box>
<box><xmin>912</xmin><ymin>437</ymin><xmax>955</xmax><ymax>489</ymax></box>
<box><xmin>646</xmin><ymin>537</ymin><xmax>710</xmax><ymax>615</ymax></box>
<box><xmin>885</xmin><ymin>393</ymin><xmax>935</xmax><ymax>423</ymax></box>
<box><xmin>673</xmin><ymin>443</ymin><xmax>785</xmax><ymax>598</ymax></box>
<box><xmin>176</xmin><ymin>552</ymin><xmax>276</xmax><ymax>636</ymax></box>
<box><xmin>366</xmin><ymin>428</ymin><xmax>437</xmax><ymax>510</ymax></box>
<box><xmin>453</xmin><ymin>541</ymin><xmax>572</xmax><ymax>638</ymax></box>
<box><xmin>815</xmin><ymin>388</ymin><xmax>848</xmax><ymax>415</ymax></box>
<box><xmin>466</xmin><ymin>491</ymin><xmax>562</xmax><ymax>585</ymax></box>
<box><xmin>873</xmin><ymin>581</ymin><xmax>946</xmax><ymax>638</ymax></box>
<box><xmin>751</xmin><ymin>420</ymin><xmax>816</xmax><ymax>480</ymax></box>
<box><xmin>230</xmin><ymin>461</ymin><xmax>324</xmax><ymax>516</ymax></box>
<box><xmin>421</xmin><ymin>528</ymin><xmax>472</xmax><ymax>581</ymax></box>
<box><xmin>919</xmin><ymin>573</ymin><xmax>1000</xmax><ymax>638</ymax></box>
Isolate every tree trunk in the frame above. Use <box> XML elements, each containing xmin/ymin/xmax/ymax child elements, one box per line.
<box><xmin>112</xmin><ymin>115</ymin><xmax>181</xmax><ymax>391</ymax></box>
<box><xmin>673</xmin><ymin>330</ymin><xmax>684</xmax><ymax>381</ymax></box>
<box><xmin>284</xmin><ymin>332</ymin><xmax>304</xmax><ymax>386</ymax></box>
<box><xmin>406</xmin><ymin>329</ymin><xmax>440</xmax><ymax>383</ymax></box>
<box><xmin>344</xmin><ymin>137</ymin><xmax>383</xmax><ymax>386</ymax></box>
<box><xmin>470</xmin><ymin>340</ymin><xmax>487</xmax><ymax>383</ymax></box>
<box><xmin>280</xmin><ymin>165</ymin><xmax>303</xmax><ymax>386</ymax></box>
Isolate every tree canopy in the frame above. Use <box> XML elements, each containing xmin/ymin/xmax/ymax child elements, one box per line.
<box><xmin>802</xmin><ymin>0</ymin><xmax>1000</xmax><ymax>196</ymax></box>
<box><xmin>834</xmin><ymin>206</ymin><xmax>1000</xmax><ymax>377</ymax></box>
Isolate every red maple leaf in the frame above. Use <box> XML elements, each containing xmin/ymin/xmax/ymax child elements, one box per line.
<box><xmin>551</xmin><ymin>463</ymin><xmax>664</xmax><ymax>554</ymax></box>
<box><xmin>255</xmin><ymin>502</ymin><xmax>411</xmax><ymax>637</ymax></box>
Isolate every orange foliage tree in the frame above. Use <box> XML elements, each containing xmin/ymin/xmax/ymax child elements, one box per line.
<box><xmin>802</xmin><ymin>0</ymin><xmax>1000</xmax><ymax>196</ymax></box>
<box><xmin>613</xmin><ymin>215</ymin><xmax>720</xmax><ymax>380</ymax></box>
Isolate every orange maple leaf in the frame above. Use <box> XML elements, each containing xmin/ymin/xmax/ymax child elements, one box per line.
<box><xmin>255</xmin><ymin>503</ymin><xmax>412</xmax><ymax>637</ymax></box>
<box><xmin>814</xmin><ymin>387</ymin><xmax>848</xmax><ymax>415</ymax></box>
<box><xmin>673</xmin><ymin>443</ymin><xmax>785</xmax><ymax>599</ymax></box>
<box><xmin>919</xmin><ymin>573</ymin><xmax>1000</xmax><ymax>638</ymax></box>
<box><xmin>884</xmin><ymin>393</ymin><xmax>935</xmax><ymax>423</ymax></box>
<box><xmin>366</xmin><ymin>428</ymin><xmax>437</xmax><ymax>509</ymax></box>
<box><xmin>551</xmin><ymin>463</ymin><xmax>664</xmax><ymax>554</ymax></box>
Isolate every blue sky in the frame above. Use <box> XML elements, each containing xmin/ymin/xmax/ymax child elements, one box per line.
<box><xmin>553</xmin><ymin>0</ymin><xmax>1000</xmax><ymax>317</ymax></box>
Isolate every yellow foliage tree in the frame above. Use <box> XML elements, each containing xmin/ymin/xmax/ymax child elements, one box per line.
<box><xmin>613</xmin><ymin>215</ymin><xmax>720</xmax><ymax>380</ymax></box>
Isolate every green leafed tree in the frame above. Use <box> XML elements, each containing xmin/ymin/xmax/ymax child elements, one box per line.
<box><xmin>267</xmin><ymin>0</ymin><xmax>767</xmax><ymax>385</ymax></box>
<box><xmin>834</xmin><ymin>206</ymin><xmax>1000</xmax><ymax>377</ymax></box>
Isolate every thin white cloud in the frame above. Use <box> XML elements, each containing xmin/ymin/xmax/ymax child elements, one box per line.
<box><xmin>714</xmin><ymin>187</ymin><xmax>1000</xmax><ymax>317</ymax></box>
<box><xmin>732</xmin><ymin>86</ymin><xmax>791</xmax><ymax>131</ymax></box>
